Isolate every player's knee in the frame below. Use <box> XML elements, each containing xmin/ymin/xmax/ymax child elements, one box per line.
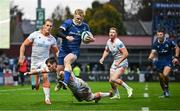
<box><xmin>110</xmin><ymin>79</ymin><xmax>116</xmax><ymax>83</ymax></box>
<box><xmin>159</xmin><ymin>73</ymin><xmax>164</xmax><ymax>78</ymax></box>
<box><xmin>64</xmin><ymin>60</ymin><xmax>70</xmax><ymax>65</ymax></box>
<box><xmin>64</xmin><ymin>57</ymin><xmax>74</xmax><ymax>65</ymax></box>
<box><xmin>109</xmin><ymin>79</ymin><xmax>113</xmax><ymax>84</ymax></box>
<box><xmin>95</xmin><ymin>92</ymin><xmax>101</xmax><ymax>99</ymax></box>
<box><xmin>109</xmin><ymin>79</ymin><xmax>111</xmax><ymax>83</ymax></box>
<box><xmin>43</xmin><ymin>82</ymin><xmax>50</xmax><ymax>88</ymax></box>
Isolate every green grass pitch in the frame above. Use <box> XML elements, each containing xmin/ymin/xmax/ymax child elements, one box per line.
<box><xmin>0</xmin><ymin>82</ymin><xmax>180</xmax><ymax>110</ymax></box>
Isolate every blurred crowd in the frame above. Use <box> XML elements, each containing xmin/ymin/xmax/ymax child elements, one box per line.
<box><xmin>0</xmin><ymin>53</ymin><xmax>30</xmax><ymax>86</ymax></box>
<box><xmin>0</xmin><ymin>53</ymin><xmax>179</xmax><ymax>86</ymax></box>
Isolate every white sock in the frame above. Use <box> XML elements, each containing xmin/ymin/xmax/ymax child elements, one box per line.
<box><xmin>43</xmin><ymin>87</ymin><xmax>50</xmax><ymax>100</ymax></box>
<box><xmin>122</xmin><ymin>82</ymin><xmax>130</xmax><ymax>90</ymax></box>
<box><xmin>114</xmin><ymin>88</ymin><xmax>120</xmax><ymax>96</ymax></box>
<box><xmin>100</xmin><ymin>92</ymin><xmax>110</xmax><ymax>97</ymax></box>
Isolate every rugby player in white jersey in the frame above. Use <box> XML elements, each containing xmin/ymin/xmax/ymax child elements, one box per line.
<box><xmin>99</xmin><ymin>27</ymin><xmax>133</xmax><ymax>99</ymax></box>
<box><xmin>18</xmin><ymin>19</ymin><xmax>59</xmax><ymax>104</ymax></box>
<box><xmin>25</xmin><ymin>57</ymin><xmax>113</xmax><ymax>103</ymax></box>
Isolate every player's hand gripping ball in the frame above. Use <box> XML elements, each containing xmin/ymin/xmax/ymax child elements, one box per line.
<box><xmin>81</xmin><ymin>31</ymin><xmax>94</xmax><ymax>44</ymax></box>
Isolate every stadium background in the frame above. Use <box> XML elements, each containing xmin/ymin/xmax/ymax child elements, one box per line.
<box><xmin>0</xmin><ymin>0</ymin><xmax>179</xmax><ymax>84</ymax></box>
<box><xmin>0</xmin><ymin>0</ymin><xmax>180</xmax><ymax>110</ymax></box>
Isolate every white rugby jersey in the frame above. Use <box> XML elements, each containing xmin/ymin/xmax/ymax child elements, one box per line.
<box><xmin>68</xmin><ymin>74</ymin><xmax>93</xmax><ymax>101</ymax></box>
<box><xmin>105</xmin><ymin>38</ymin><xmax>128</xmax><ymax>68</ymax></box>
<box><xmin>68</xmin><ymin>74</ymin><xmax>91</xmax><ymax>93</ymax></box>
<box><xmin>27</xmin><ymin>31</ymin><xmax>57</xmax><ymax>68</ymax></box>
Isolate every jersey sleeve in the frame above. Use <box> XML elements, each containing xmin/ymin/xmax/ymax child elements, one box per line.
<box><xmin>51</xmin><ymin>37</ymin><xmax>58</xmax><ymax>47</ymax></box>
<box><xmin>152</xmin><ymin>42</ymin><xmax>157</xmax><ymax>50</ymax></box>
<box><xmin>84</xmin><ymin>22</ymin><xmax>90</xmax><ymax>31</ymax></box>
<box><xmin>151</xmin><ymin>42</ymin><xmax>157</xmax><ymax>52</ymax></box>
<box><xmin>170</xmin><ymin>40</ymin><xmax>176</xmax><ymax>48</ymax></box>
<box><xmin>27</xmin><ymin>31</ymin><xmax>37</xmax><ymax>42</ymax></box>
<box><xmin>105</xmin><ymin>41</ymin><xmax>109</xmax><ymax>50</ymax></box>
<box><xmin>117</xmin><ymin>40</ymin><xmax>125</xmax><ymax>49</ymax></box>
<box><xmin>60</xmin><ymin>19</ymin><xmax>72</xmax><ymax>31</ymax></box>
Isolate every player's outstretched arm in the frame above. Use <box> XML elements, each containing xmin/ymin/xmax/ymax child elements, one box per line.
<box><xmin>57</xmin><ymin>28</ymin><xmax>74</xmax><ymax>42</ymax></box>
<box><xmin>148</xmin><ymin>50</ymin><xmax>156</xmax><ymax>61</ymax></box>
<box><xmin>115</xmin><ymin>48</ymin><xmax>128</xmax><ymax>66</ymax></box>
<box><xmin>24</xmin><ymin>68</ymin><xmax>49</xmax><ymax>76</ymax></box>
<box><xmin>172</xmin><ymin>45</ymin><xmax>180</xmax><ymax>65</ymax></box>
<box><xmin>19</xmin><ymin>38</ymin><xmax>32</xmax><ymax>65</ymax></box>
<box><xmin>99</xmin><ymin>49</ymin><xmax>109</xmax><ymax>64</ymax></box>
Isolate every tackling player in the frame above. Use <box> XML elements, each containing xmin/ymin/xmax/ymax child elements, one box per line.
<box><xmin>99</xmin><ymin>27</ymin><xmax>133</xmax><ymax>99</ymax></box>
<box><xmin>25</xmin><ymin>57</ymin><xmax>113</xmax><ymax>103</ymax></box>
<box><xmin>56</xmin><ymin>9</ymin><xmax>95</xmax><ymax>89</ymax></box>
<box><xmin>148</xmin><ymin>29</ymin><xmax>179</xmax><ymax>98</ymax></box>
<box><xmin>18</xmin><ymin>19</ymin><xmax>59</xmax><ymax>104</ymax></box>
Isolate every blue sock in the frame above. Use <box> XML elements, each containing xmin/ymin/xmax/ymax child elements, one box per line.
<box><xmin>31</xmin><ymin>75</ymin><xmax>35</xmax><ymax>86</ymax></box>
<box><xmin>64</xmin><ymin>70</ymin><xmax>71</xmax><ymax>84</ymax></box>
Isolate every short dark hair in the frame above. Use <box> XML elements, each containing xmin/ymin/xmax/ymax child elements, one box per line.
<box><xmin>109</xmin><ymin>27</ymin><xmax>118</xmax><ymax>32</ymax></box>
<box><xmin>45</xmin><ymin>57</ymin><xmax>57</xmax><ymax>65</ymax></box>
<box><xmin>109</xmin><ymin>27</ymin><xmax>118</xmax><ymax>34</ymax></box>
<box><xmin>157</xmin><ymin>28</ymin><xmax>165</xmax><ymax>33</ymax></box>
<box><xmin>43</xmin><ymin>19</ymin><xmax>53</xmax><ymax>25</ymax></box>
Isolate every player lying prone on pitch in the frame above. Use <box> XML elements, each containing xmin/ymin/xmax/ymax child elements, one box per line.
<box><xmin>25</xmin><ymin>57</ymin><xmax>112</xmax><ymax>103</ymax></box>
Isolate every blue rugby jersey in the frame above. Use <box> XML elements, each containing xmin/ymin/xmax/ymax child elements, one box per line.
<box><xmin>59</xmin><ymin>19</ymin><xmax>90</xmax><ymax>51</ymax></box>
<box><xmin>152</xmin><ymin>38</ymin><xmax>176</xmax><ymax>70</ymax></box>
<box><xmin>152</xmin><ymin>38</ymin><xmax>176</xmax><ymax>61</ymax></box>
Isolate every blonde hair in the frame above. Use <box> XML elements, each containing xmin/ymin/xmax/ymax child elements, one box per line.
<box><xmin>74</xmin><ymin>9</ymin><xmax>84</xmax><ymax>17</ymax></box>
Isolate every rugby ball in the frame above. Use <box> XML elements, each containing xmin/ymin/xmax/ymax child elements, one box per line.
<box><xmin>81</xmin><ymin>31</ymin><xmax>93</xmax><ymax>44</ymax></box>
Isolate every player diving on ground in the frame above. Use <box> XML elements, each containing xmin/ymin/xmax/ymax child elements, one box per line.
<box><xmin>25</xmin><ymin>57</ymin><xmax>112</xmax><ymax>103</ymax></box>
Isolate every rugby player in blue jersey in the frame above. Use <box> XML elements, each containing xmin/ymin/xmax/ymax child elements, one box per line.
<box><xmin>148</xmin><ymin>29</ymin><xmax>179</xmax><ymax>98</ymax></box>
<box><xmin>56</xmin><ymin>9</ymin><xmax>95</xmax><ymax>90</ymax></box>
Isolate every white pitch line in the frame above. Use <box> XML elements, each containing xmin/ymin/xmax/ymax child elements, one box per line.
<box><xmin>0</xmin><ymin>19</ymin><xmax>9</xmax><ymax>24</ymax></box>
<box><xmin>142</xmin><ymin>107</ymin><xmax>149</xmax><ymax>111</ymax></box>
<box><xmin>145</xmin><ymin>83</ymin><xmax>148</xmax><ymax>90</ymax></box>
<box><xmin>0</xmin><ymin>88</ymin><xmax>29</xmax><ymax>92</ymax></box>
<box><xmin>144</xmin><ymin>93</ymin><xmax>149</xmax><ymax>98</ymax></box>
<box><xmin>141</xmin><ymin>84</ymin><xmax>149</xmax><ymax>111</ymax></box>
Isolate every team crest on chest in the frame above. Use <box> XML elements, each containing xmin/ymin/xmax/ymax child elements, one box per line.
<box><xmin>165</xmin><ymin>44</ymin><xmax>169</xmax><ymax>48</ymax></box>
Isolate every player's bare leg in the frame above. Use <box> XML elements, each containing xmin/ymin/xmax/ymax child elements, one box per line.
<box><xmin>94</xmin><ymin>91</ymin><xmax>113</xmax><ymax>103</ymax></box>
<box><xmin>63</xmin><ymin>53</ymin><xmax>77</xmax><ymax>87</ymax></box>
<box><xmin>30</xmin><ymin>68</ymin><xmax>40</xmax><ymax>90</ymax></box>
<box><xmin>163</xmin><ymin>66</ymin><xmax>171</xmax><ymax>97</ymax></box>
<box><xmin>35</xmin><ymin>75</ymin><xmax>40</xmax><ymax>90</ymax></box>
<box><xmin>112</xmin><ymin>79</ymin><xmax>133</xmax><ymax>98</ymax></box>
<box><xmin>159</xmin><ymin>66</ymin><xmax>171</xmax><ymax>98</ymax></box>
<box><xmin>159</xmin><ymin>73</ymin><xmax>165</xmax><ymax>93</ymax></box>
<box><xmin>109</xmin><ymin>70</ymin><xmax>120</xmax><ymax>99</ymax></box>
<box><xmin>110</xmin><ymin>82</ymin><xmax>120</xmax><ymax>99</ymax></box>
<box><xmin>55</xmin><ymin>54</ymin><xmax>76</xmax><ymax>91</ymax></box>
<box><xmin>42</xmin><ymin>73</ymin><xmax>51</xmax><ymax>104</ymax></box>
<box><xmin>110</xmin><ymin>68</ymin><xmax>133</xmax><ymax>98</ymax></box>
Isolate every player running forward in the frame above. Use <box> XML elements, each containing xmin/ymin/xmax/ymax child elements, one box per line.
<box><xmin>148</xmin><ymin>29</ymin><xmax>179</xmax><ymax>98</ymax></box>
<box><xmin>56</xmin><ymin>9</ymin><xmax>95</xmax><ymax>90</ymax></box>
<box><xmin>18</xmin><ymin>19</ymin><xmax>59</xmax><ymax>104</ymax></box>
<box><xmin>25</xmin><ymin>57</ymin><xmax>113</xmax><ymax>103</ymax></box>
<box><xmin>99</xmin><ymin>27</ymin><xmax>133</xmax><ymax>99</ymax></box>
